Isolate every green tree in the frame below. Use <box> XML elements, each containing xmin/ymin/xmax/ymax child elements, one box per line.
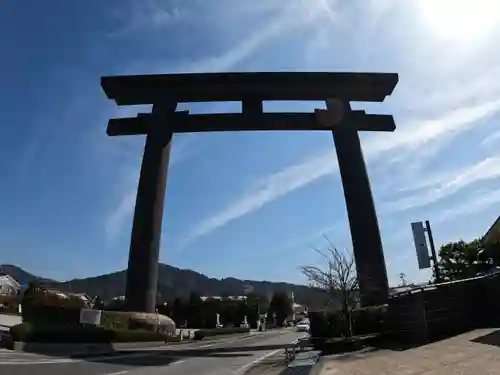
<box><xmin>268</xmin><ymin>292</ymin><xmax>292</xmax><ymax>326</ymax></box>
<box><xmin>482</xmin><ymin>241</ymin><xmax>500</xmax><ymax>266</ymax></box>
<box><xmin>436</xmin><ymin>239</ymin><xmax>492</xmax><ymax>281</ymax></box>
<box><xmin>92</xmin><ymin>295</ymin><xmax>104</xmax><ymax>309</ymax></box>
<box><xmin>246</xmin><ymin>292</ymin><xmax>268</xmax><ymax>314</ymax></box>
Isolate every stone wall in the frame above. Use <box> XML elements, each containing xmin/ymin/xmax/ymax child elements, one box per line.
<box><xmin>387</xmin><ymin>274</ymin><xmax>500</xmax><ymax>345</ymax></box>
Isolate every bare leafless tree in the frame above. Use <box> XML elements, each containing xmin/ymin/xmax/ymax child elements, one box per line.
<box><xmin>300</xmin><ymin>236</ymin><xmax>358</xmax><ymax>337</ymax></box>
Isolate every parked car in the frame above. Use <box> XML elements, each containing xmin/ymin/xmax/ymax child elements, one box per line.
<box><xmin>296</xmin><ymin>320</ymin><xmax>310</xmax><ymax>332</ymax></box>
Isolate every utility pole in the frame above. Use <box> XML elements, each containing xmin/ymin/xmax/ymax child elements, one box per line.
<box><xmin>425</xmin><ymin>220</ymin><xmax>441</xmax><ymax>283</ymax></box>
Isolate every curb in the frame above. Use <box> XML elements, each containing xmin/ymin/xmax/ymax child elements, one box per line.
<box><xmin>192</xmin><ymin>332</ymin><xmax>255</xmax><ymax>343</ymax></box>
<box><xmin>7</xmin><ymin>332</ymin><xmax>256</xmax><ymax>355</ymax></box>
<box><xmin>308</xmin><ymin>357</ymin><xmax>327</xmax><ymax>375</ymax></box>
<box><xmin>11</xmin><ymin>341</ymin><xmax>167</xmax><ymax>357</ymax></box>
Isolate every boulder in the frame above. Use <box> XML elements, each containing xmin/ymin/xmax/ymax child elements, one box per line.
<box><xmin>127</xmin><ymin>312</ymin><xmax>176</xmax><ymax>336</ymax></box>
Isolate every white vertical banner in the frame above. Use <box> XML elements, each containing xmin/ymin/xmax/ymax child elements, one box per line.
<box><xmin>411</xmin><ymin>221</ymin><xmax>431</xmax><ymax>269</ymax></box>
<box><xmin>80</xmin><ymin>309</ymin><xmax>102</xmax><ymax>325</ymax></box>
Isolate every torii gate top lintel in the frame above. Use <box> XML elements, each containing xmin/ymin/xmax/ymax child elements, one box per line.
<box><xmin>102</xmin><ymin>72</ymin><xmax>399</xmax><ymax>136</ymax></box>
<box><xmin>101</xmin><ymin>71</ymin><xmax>398</xmax><ymax>105</ymax></box>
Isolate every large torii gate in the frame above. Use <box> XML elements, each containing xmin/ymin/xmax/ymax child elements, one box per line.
<box><xmin>101</xmin><ymin>72</ymin><xmax>399</xmax><ymax>312</ymax></box>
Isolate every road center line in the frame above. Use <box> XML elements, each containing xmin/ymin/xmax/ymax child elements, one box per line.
<box><xmin>0</xmin><ymin>350</ymin><xmax>179</xmax><ymax>366</ymax></box>
<box><xmin>233</xmin><ymin>349</ymin><xmax>282</xmax><ymax>373</ymax></box>
<box><xmin>198</xmin><ymin>343</ymin><xmax>213</xmax><ymax>348</ymax></box>
<box><xmin>172</xmin><ymin>359</ymin><xmax>186</xmax><ymax>365</ymax></box>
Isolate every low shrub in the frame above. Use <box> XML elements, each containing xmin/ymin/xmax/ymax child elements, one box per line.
<box><xmin>10</xmin><ymin>323</ymin><xmax>168</xmax><ymax>343</ymax></box>
<box><xmin>0</xmin><ymin>305</ymin><xmax>21</xmax><ymax>315</ymax></box>
<box><xmin>309</xmin><ymin>311</ymin><xmax>330</xmax><ymax>338</ymax></box>
<box><xmin>351</xmin><ymin>305</ymin><xmax>387</xmax><ymax>335</ymax></box>
<box><xmin>22</xmin><ymin>305</ymin><xmax>81</xmax><ymax>327</ymax></box>
<box><xmin>100</xmin><ymin>311</ymin><xmax>130</xmax><ymax>330</ymax></box>
<box><xmin>193</xmin><ymin>327</ymin><xmax>250</xmax><ymax>340</ymax></box>
<box><xmin>309</xmin><ymin>305</ymin><xmax>388</xmax><ymax>339</ymax></box>
<box><xmin>0</xmin><ymin>295</ymin><xmax>19</xmax><ymax>313</ymax></box>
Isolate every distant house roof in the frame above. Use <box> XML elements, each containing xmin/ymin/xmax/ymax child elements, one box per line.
<box><xmin>200</xmin><ymin>295</ymin><xmax>248</xmax><ymax>302</ymax></box>
<box><xmin>484</xmin><ymin>216</ymin><xmax>500</xmax><ymax>246</ymax></box>
<box><xmin>67</xmin><ymin>292</ymin><xmax>91</xmax><ymax>301</ymax></box>
<box><xmin>0</xmin><ymin>275</ymin><xmax>20</xmax><ymax>289</ymax></box>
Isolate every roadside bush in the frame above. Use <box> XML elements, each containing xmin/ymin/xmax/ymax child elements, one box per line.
<box><xmin>22</xmin><ymin>305</ymin><xmax>81</xmax><ymax>327</ymax></box>
<box><xmin>309</xmin><ymin>311</ymin><xmax>328</xmax><ymax>338</ymax></box>
<box><xmin>0</xmin><ymin>295</ymin><xmax>19</xmax><ymax>313</ymax></box>
<box><xmin>326</xmin><ymin>311</ymin><xmax>346</xmax><ymax>337</ymax></box>
<box><xmin>0</xmin><ymin>307</ymin><xmax>20</xmax><ymax>315</ymax></box>
<box><xmin>193</xmin><ymin>327</ymin><xmax>250</xmax><ymax>340</ymax></box>
<box><xmin>100</xmin><ymin>311</ymin><xmax>130</xmax><ymax>330</ymax></box>
<box><xmin>351</xmin><ymin>305</ymin><xmax>387</xmax><ymax>335</ymax></box>
<box><xmin>10</xmin><ymin>323</ymin><xmax>168</xmax><ymax>343</ymax></box>
<box><xmin>309</xmin><ymin>305</ymin><xmax>387</xmax><ymax>339</ymax></box>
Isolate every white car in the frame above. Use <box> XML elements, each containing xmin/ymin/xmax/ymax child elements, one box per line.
<box><xmin>296</xmin><ymin>320</ymin><xmax>310</xmax><ymax>332</ymax></box>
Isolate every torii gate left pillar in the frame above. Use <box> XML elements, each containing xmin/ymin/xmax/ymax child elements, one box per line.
<box><xmin>124</xmin><ymin>101</ymin><xmax>176</xmax><ymax>312</ymax></box>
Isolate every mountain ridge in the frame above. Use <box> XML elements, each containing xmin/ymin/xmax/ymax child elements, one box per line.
<box><xmin>0</xmin><ymin>263</ymin><xmax>329</xmax><ymax>308</ymax></box>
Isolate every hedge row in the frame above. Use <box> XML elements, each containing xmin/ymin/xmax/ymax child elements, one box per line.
<box><xmin>22</xmin><ymin>304</ymin><xmax>81</xmax><ymax>327</ymax></box>
<box><xmin>194</xmin><ymin>327</ymin><xmax>250</xmax><ymax>340</ymax></box>
<box><xmin>0</xmin><ymin>307</ymin><xmax>20</xmax><ymax>315</ymax></box>
<box><xmin>309</xmin><ymin>305</ymin><xmax>387</xmax><ymax>339</ymax></box>
<box><xmin>10</xmin><ymin>323</ymin><xmax>168</xmax><ymax>343</ymax></box>
<box><xmin>19</xmin><ymin>304</ymin><xmax>157</xmax><ymax>331</ymax></box>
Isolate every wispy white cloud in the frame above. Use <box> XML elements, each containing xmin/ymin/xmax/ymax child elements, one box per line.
<box><xmin>108</xmin><ymin>0</ymin><xmax>183</xmax><ymax>37</ymax></box>
<box><xmin>383</xmin><ymin>156</ymin><xmax>500</xmax><ymax>212</ymax></box>
<box><xmin>184</xmin><ymin>153</ymin><xmax>338</xmax><ymax>244</ymax></box>
<box><xmin>364</xmin><ymin>98</ymin><xmax>500</xmax><ymax>159</ymax></box>
<box><xmin>433</xmin><ymin>188</ymin><xmax>500</xmax><ymax>225</ymax></box>
<box><xmin>102</xmin><ymin>0</ymin><xmax>500</xmax><ymax>258</ymax></box>
<box><xmin>106</xmin><ymin>0</ymin><xmax>342</xmax><ymax>243</ymax></box>
<box><xmin>125</xmin><ymin>0</ymin><xmax>338</xmax><ymax>74</ymax></box>
<box><xmin>481</xmin><ymin>129</ymin><xmax>500</xmax><ymax>149</ymax></box>
<box><xmin>185</xmin><ymin>98</ymin><xmax>500</xmax><ymax>243</ymax></box>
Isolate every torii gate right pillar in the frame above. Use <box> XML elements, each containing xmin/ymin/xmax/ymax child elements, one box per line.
<box><xmin>333</xmin><ymin>117</ymin><xmax>389</xmax><ymax>306</ymax></box>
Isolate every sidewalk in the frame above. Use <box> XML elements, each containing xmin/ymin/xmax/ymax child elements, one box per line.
<box><xmin>315</xmin><ymin>328</ymin><xmax>500</xmax><ymax>375</ymax></box>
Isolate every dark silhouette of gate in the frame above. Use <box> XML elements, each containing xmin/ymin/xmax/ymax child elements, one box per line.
<box><xmin>101</xmin><ymin>72</ymin><xmax>399</xmax><ymax>312</ymax></box>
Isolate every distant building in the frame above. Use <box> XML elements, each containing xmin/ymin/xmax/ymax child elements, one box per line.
<box><xmin>484</xmin><ymin>216</ymin><xmax>500</xmax><ymax>246</ymax></box>
<box><xmin>200</xmin><ymin>295</ymin><xmax>247</xmax><ymax>302</ymax></box>
<box><xmin>67</xmin><ymin>292</ymin><xmax>93</xmax><ymax>307</ymax></box>
<box><xmin>0</xmin><ymin>274</ymin><xmax>20</xmax><ymax>296</ymax></box>
<box><xmin>288</xmin><ymin>292</ymin><xmax>308</xmax><ymax>321</ymax></box>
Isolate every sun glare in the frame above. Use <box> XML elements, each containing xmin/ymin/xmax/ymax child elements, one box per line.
<box><xmin>416</xmin><ymin>0</ymin><xmax>500</xmax><ymax>41</ymax></box>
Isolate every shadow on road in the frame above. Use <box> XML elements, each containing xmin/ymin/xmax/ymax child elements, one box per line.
<box><xmin>471</xmin><ymin>329</ymin><xmax>500</xmax><ymax>347</ymax></box>
<box><xmin>13</xmin><ymin>342</ymin><xmax>296</xmax><ymax>367</ymax></box>
<box><xmin>280</xmin><ymin>366</ymin><xmax>313</xmax><ymax>375</ymax></box>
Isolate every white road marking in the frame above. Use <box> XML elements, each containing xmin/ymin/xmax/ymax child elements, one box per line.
<box><xmin>0</xmin><ymin>350</ymin><xmax>179</xmax><ymax>366</ymax></box>
<box><xmin>105</xmin><ymin>371</ymin><xmax>129</xmax><ymax>375</ymax></box>
<box><xmin>172</xmin><ymin>359</ymin><xmax>186</xmax><ymax>365</ymax></box>
<box><xmin>0</xmin><ymin>358</ymin><xmax>81</xmax><ymax>365</ymax></box>
<box><xmin>233</xmin><ymin>349</ymin><xmax>282</xmax><ymax>373</ymax></box>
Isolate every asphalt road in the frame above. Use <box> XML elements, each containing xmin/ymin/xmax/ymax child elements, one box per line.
<box><xmin>0</xmin><ymin>329</ymin><xmax>307</xmax><ymax>375</ymax></box>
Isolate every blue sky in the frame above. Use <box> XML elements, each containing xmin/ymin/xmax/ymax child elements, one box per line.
<box><xmin>1</xmin><ymin>0</ymin><xmax>500</xmax><ymax>287</ymax></box>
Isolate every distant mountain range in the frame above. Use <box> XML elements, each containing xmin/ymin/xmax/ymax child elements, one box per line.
<box><xmin>0</xmin><ymin>264</ymin><xmax>330</xmax><ymax>308</ymax></box>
